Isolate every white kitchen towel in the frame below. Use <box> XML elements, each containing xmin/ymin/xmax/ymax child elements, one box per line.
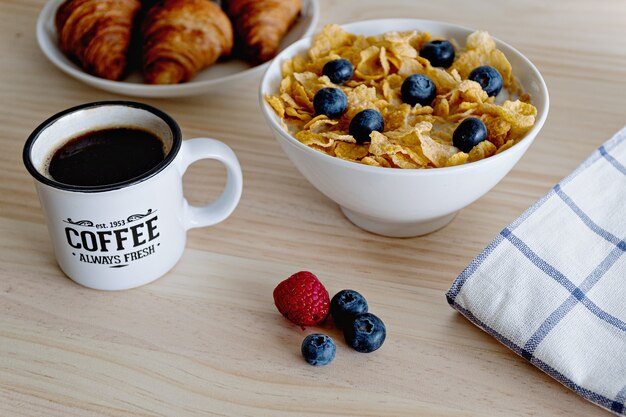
<box><xmin>446</xmin><ymin>126</ymin><xmax>626</xmax><ymax>415</ymax></box>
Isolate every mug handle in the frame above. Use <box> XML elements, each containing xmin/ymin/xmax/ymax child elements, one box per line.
<box><xmin>175</xmin><ymin>138</ymin><xmax>243</xmax><ymax>230</ymax></box>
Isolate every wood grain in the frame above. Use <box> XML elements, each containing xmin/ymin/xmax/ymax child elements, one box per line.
<box><xmin>1</xmin><ymin>0</ymin><xmax>624</xmax><ymax>415</ymax></box>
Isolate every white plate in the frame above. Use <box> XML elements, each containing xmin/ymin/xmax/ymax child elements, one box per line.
<box><xmin>36</xmin><ymin>0</ymin><xmax>319</xmax><ymax>98</ymax></box>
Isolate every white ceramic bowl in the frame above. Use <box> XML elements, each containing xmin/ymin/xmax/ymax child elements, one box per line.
<box><xmin>259</xmin><ymin>19</ymin><xmax>549</xmax><ymax>237</ymax></box>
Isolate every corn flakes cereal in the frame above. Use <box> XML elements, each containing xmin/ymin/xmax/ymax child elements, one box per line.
<box><xmin>468</xmin><ymin>140</ymin><xmax>497</xmax><ymax>162</ymax></box>
<box><xmin>265</xmin><ymin>24</ymin><xmax>537</xmax><ymax>169</ymax></box>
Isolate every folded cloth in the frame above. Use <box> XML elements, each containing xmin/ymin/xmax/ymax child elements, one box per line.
<box><xmin>447</xmin><ymin>126</ymin><xmax>626</xmax><ymax>416</ymax></box>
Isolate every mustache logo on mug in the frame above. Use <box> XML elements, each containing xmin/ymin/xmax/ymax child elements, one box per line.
<box><xmin>23</xmin><ymin>101</ymin><xmax>243</xmax><ymax>290</ymax></box>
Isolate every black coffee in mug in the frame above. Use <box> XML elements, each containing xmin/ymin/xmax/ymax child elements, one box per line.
<box><xmin>48</xmin><ymin>127</ymin><xmax>166</xmax><ymax>187</ymax></box>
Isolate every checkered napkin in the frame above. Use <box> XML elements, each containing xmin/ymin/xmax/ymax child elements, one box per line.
<box><xmin>446</xmin><ymin>126</ymin><xmax>626</xmax><ymax>415</ymax></box>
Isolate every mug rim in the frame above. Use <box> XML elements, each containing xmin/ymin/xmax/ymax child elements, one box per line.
<box><xmin>23</xmin><ymin>100</ymin><xmax>182</xmax><ymax>193</ymax></box>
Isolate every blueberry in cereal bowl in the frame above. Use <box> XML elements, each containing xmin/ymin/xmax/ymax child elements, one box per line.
<box><xmin>259</xmin><ymin>19</ymin><xmax>549</xmax><ymax>237</ymax></box>
<box><xmin>313</xmin><ymin>87</ymin><xmax>348</xmax><ymax>118</ymax></box>
<box><xmin>400</xmin><ymin>73</ymin><xmax>437</xmax><ymax>106</ymax></box>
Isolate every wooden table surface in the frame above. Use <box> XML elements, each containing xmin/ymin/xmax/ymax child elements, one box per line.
<box><xmin>2</xmin><ymin>0</ymin><xmax>625</xmax><ymax>416</ymax></box>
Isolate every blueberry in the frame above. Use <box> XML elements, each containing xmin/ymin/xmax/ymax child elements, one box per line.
<box><xmin>401</xmin><ymin>74</ymin><xmax>437</xmax><ymax>106</ymax></box>
<box><xmin>322</xmin><ymin>59</ymin><xmax>354</xmax><ymax>84</ymax></box>
<box><xmin>349</xmin><ymin>109</ymin><xmax>384</xmax><ymax>143</ymax></box>
<box><xmin>330</xmin><ymin>290</ymin><xmax>368</xmax><ymax>329</ymax></box>
<box><xmin>468</xmin><ymin>65</ymin><xmax>503</xmax><ymax>97</ymax></box>
<box><xmin>452</xmin><ymin>117</ymin><xmax>488</xmax><ymax>152</ymax></box>
<box><xmin>344</xmin><ymin>313</ymin><xmax>386</xmax><ymax>353</ymax></box>
<box><xmin>301</xmin><ymin>334</ymin><xmax>336</xmax><ymax>366</ymax></box>
<box><xmin>419</xmin><ymin>39</ymin><xmax>455</xmax><ymax>68</ymax></box>
<box><xmin>313</xmin><ymin>87</ymin><xmax>347</xmax><ymax>119</ymax></box>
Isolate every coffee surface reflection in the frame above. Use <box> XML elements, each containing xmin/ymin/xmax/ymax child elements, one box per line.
<box><xmin>48</xmin><ymin>127</ymin><xmax>165</xmax><ymax>186</ymax></box>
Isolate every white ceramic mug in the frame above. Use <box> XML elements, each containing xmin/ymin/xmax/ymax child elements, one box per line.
<box><xmin>23</xmin><ymin>101</ymin><xmax>243</xmax><ymax>290</ymax></box>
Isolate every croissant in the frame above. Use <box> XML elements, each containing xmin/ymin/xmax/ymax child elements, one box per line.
<box><xmin>141</xmin><ymin>0</ymin><xmax>234</xmax><ymax>84</ymax></box>
<box><xmin>55</xmin><ymin>0</ymin><xmax>141</xmax><ymax>80</ymax></box>
<box><xmin>226</xmin><ymin>0</ymin><xmax>301</xmax><ymax>64</ymax></box>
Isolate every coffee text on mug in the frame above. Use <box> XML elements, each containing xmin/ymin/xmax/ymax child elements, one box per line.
<box><xmin>63</xmin><ymin>209</ymin><xmax>160</xmax><ymax>268</ymax></box>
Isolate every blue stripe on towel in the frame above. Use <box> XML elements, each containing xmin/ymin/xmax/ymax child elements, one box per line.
<box><xmin>501</xmin><ymin>228</ymin><xmax>577</xmax><ymax>292</ymax></box>
<box><xmin>613</xmin><ymin>385</ymin><xmax>626</xmax><ymax>413</ymax></box>
<box><xmin>521</xmin><ymin>296</ymin><xmax>578</xmax><ymax>360</ymax></box>
<box><xmin>601</xmin><ymin>145</ymin><xmax>626</xmax><ymax>176</ymax></box>
<box><xmin>554</xmin><ymin>184</ymin><xmax>621</xmax><ymax>245</ymax></box>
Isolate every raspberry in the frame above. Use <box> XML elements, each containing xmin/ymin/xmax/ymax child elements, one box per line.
<box><xmin>273</xmin><ymin>271</ymin><xmax>330</xmax><ymax>327</ymax></box>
